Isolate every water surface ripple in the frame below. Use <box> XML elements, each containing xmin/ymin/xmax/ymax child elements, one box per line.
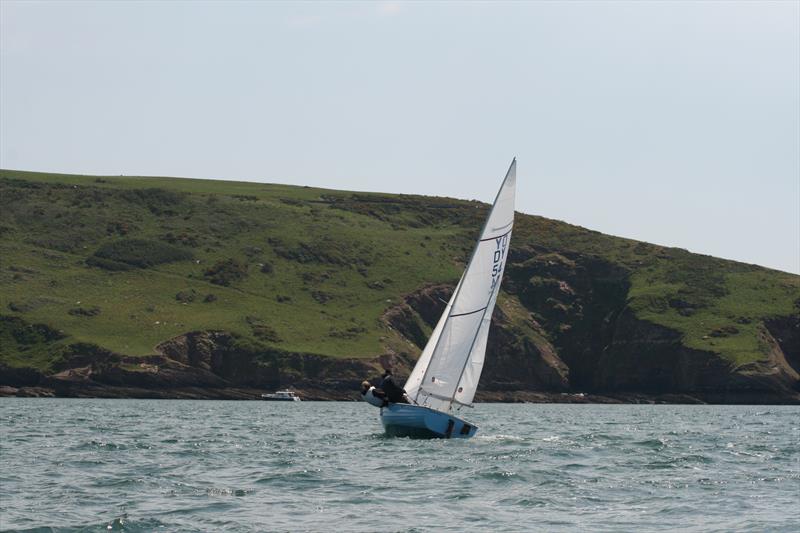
<box><xmin>1</xmin><ymin>400</ymin><xmax>797</xmax><ymax>532</ymax></box>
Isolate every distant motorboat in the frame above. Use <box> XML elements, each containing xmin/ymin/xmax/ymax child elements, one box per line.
<box><xmin>260</xmin><ymin>390</ymin><xmax>301</xmax><ymax>401</ymax></box>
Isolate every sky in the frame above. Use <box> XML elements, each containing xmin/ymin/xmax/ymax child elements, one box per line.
<box><xmin>1</xmin><ymin>1</ymin><xmax>798</xmax><ymax>274</ymax></box>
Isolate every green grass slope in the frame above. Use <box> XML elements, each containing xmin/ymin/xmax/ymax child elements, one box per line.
<box><xmin>1</xmin><ymin>169</ymin><xmax>797</xmax><ymax>375</ymax></box>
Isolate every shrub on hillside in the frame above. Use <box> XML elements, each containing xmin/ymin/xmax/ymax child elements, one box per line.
<box><xmin>175</xmin><ymin>290</ymin><xmax>197</xmax><ymax>303</ymax></box>
<box><xmin>204</xmin><ymin>258</ymin><xmax>248</xmax><ymax>286</ymax></box>
<box><xmin>68</xmin><ymin>306</ymin><xmax>101</xmax><ymax>317</ymax></box>
<box><xmin>321</xmin><ymin>193</ymin><xmax>483</xmax><ymax>229</ymax></box>
<box><xmin>328</xmin><ymin>325</ymin><xmax>366</xmax><ymax>339</ymax></box>
<box><xmin>1</xmin><ymin>315</ymin><xmax>66</xmax><ymax>345</ymax></box>
<box><xmin>8</xmin><ymin>302</ymin><xmax>34</xmax><ymax>312</ymax></box>
<box><xmin>85</xmin><ymin>256</ymin><xmax>134</xmax><ymax>271</ymax></box>
<box><xmin>88</xmin><ymin>239</ymin><xmax>193</xmax><ymax>270</ymax></box>
<box><xmin>246</xmin><ymin>316</ymin><xmax>282</xmax><ymax>343</ymax></box>
<box><xmin>243</xmin><ymin>246</ymin><xmax>263</xmax><ymax>257</ymax></box>
<box><xmin>161</xmin><ymin>232</ymin><xmax>199</xmax><ymax>247</ymax></box>
<box><xmin>106</xmin><ymin>222</ymin><xmax>132</xmax><ymax>236</ymax></box>
<box><xmin>311</xmin><ymin>290</ymin><xmax>332</xmax><ymax>304</ymax></box>
<box><xmin>267</xmin><ymin>237</ymin><xmax>373</xmax><ymax>267</ymax></box>
<box><xmin>120</xmin><ymin>188</ymin><xmax>184</xmax><ymax>213</ymax></box>
<box><xmin>31</xmin><ymin>233</ymin><xmax>87</xmax><ymax>253</ymax></box>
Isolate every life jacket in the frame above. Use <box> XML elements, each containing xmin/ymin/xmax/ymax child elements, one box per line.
<box><xmin>361</xmin><ymin>386</ymin><xmax>385</xmax><ymax>407</ymax></box>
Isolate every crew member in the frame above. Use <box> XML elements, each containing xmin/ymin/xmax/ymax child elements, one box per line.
<box><xmin>379</xmin><ymin>370</ymin><xmax>410</xmax><ymax>404</ymax></box>
<box><xmin>361</xmin><ymin>380</ymin><xmax>387</xmax><ymax>407</ymax></box>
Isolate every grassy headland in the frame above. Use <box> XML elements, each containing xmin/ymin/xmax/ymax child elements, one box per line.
<box><xmin>1</xmin><ymin>169</ymin><xmax>797</xmax><ymax>401</ymax></box>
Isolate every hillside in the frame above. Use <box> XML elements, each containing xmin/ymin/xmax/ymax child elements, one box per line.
<box><xmin>1</xmin><ymin>169</ymin><xmax>798</xmax><ymax>403</ymax></box>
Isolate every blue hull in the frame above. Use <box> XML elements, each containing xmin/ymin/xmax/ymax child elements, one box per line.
<box><xmin>380</xmin><ymin>404</ymin><xmax>478</xmax><ymax>439</ymax></box>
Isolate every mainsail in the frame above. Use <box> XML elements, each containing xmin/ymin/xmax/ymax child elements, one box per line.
<box><xmin>404</xmin><ymin>159</ymin><xmax>516</xmax><ymax>413</ymax></box>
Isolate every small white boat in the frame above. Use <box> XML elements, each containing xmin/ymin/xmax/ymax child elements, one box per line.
<box><xmin>379</xmin><ymin>159</ymin><xmax>517</xmax><ymax>439</ymax></box>
<box><xmin>260</xmin><ymin>390</ymin><xmax>301</xmax><ymax>401</ymax></box>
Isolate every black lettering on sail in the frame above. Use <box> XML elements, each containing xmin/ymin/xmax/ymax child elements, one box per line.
<box><xmin>490</xmin><ymin>233</ymin><xmax>509</xmax><ymax>291</ymax></box>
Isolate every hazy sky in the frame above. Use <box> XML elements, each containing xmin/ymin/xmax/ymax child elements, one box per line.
<box><xmin>2</xmin><ymin>1</ymin><xmax>798</xmax><ymax>273</ymax></box>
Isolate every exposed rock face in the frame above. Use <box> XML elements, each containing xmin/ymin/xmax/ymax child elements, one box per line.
<box><xmin>383</xmin><ymin>283</ymin><xmax>571</xmax><ymax>394</ymax></box>
<box><xmin>594</xmin><ymin>307</ymin><xmax>734</xmax><ymax>393</ymax></box>
<box><xmin>765</xmin><ymin>314</ymin><xmax>800</xmax><ymax>377</ymax></box>
<box><xmin>383</xmin><ymin>305</ymin><xmax>428</xmax><ymax>349</ymax></box>
<box><xmin>370</xmin><ymin>250</ymin><xmax>800</xmax><ymax>403</ymax></box>
<box><xmin>0</xmin><ymin>364</ymin><xmax>42</xmax><ymax>387</ymax></box>
<box><xmin>1</xmin><ymin>254</ymin><xmax>798</xmax><ymax>403</ymax></box>
<box><xmin>404</xmin><ymin>284</ymin><xmax>451</xmax><ymax>327</ymax></box>
<box><xmin>506</xmin><ymin>250</ymin><xmax>631</xmax><ymax>389</ymax></box>
<box><xmin>0</xmin><ymin>330</ymin><xmax>417</xmax><ymax>400</ymax></box>
<box><xmin>481</xmin><ymin>318</ymin><xmax>570</xmax><ymax>393</ymax></box>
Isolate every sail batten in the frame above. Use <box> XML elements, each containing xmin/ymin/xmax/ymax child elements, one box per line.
<box><xmin>450</xmin><ymin>306</ymin><xmax>488</xmax><ymax>318</ymax></box>
<box><xmin>404</xmin><ymin>159</ymin><xmax>517</xmax><ymax>413</ymax></box>
<box><xmin>480</xmin><ymin>226</ymin><xmax>513</xmax><ymax>242</ymax></box>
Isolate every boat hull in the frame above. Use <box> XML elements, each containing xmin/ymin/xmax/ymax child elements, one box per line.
<box><xmin>380</xmin><ymin>404</ymin><xmax>478</xmax><ymax>439</ymax></box>
<box><xmin>260</xmin><ymin>397</ymin><xmax>300</xmax><ymax>401</ymax></box>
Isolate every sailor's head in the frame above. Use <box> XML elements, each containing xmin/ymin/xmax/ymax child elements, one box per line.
<box><xmin>382</xmin><ymin>369</ymin><xmax>392</xmax><ymax>378</ymax></box>
<box><xmin>361</xmin><ymin>380</ymin><xmax>371</xmax><ymax>392</ymax></box>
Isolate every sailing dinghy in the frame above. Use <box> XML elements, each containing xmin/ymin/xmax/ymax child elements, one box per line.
<box><xmin>381</xmin><ymin>159</ymin><xmax>516</xmax><ymax>439</ymax></box>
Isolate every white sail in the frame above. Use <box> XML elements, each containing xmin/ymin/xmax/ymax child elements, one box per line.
<box><xmin>405</xmin><ymin>159</ymin><xmax>516</xmax><ymax>412</ymax></box>
<box><xmin>404</xmin><ymin>273</ymin><xmax>464</xmax><ymax>400</ymax></box>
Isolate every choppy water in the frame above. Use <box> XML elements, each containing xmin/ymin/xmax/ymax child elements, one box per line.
<box><xmin>0</xmin><ymin>400</ymin><xmax>798</xmax><ymax>532</ymax></box>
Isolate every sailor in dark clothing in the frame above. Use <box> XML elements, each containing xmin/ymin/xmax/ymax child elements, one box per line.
<box><xmin>379</xmin><ymin>370</ymin><xmax>410</xmax><ymax>404</ymax></box>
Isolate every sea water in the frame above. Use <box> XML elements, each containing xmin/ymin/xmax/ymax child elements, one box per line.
<box><xmin>0</xmin><ymin>400</ymin><xmax>797</xmax><ymax>532</ymax></box>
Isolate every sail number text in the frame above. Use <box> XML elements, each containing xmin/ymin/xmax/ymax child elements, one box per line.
<box><xmin>490</xmin><ymin>233</ymin><xmax>509</xmax><ymax>292</ymax></box>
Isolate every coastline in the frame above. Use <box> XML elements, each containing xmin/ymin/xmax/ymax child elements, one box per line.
<box><xmin>2</xmin><ymin>384</ymin><xmax>797</xmax><ymax>405</ymax></box>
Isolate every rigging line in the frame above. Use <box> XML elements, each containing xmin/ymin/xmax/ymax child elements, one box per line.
<box><xmin>414</xmin><ymin>158</ymin><xmax>516</xmax><ymax>405</ymax></box>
